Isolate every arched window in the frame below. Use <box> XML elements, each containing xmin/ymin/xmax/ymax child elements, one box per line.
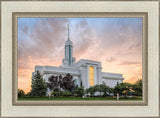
<box><xmin>89</xmin><ymin>66</ymin><xmax>94</xmax><ymax>86</ymax></box>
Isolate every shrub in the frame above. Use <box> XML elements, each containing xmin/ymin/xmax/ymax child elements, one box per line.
<box><xmin>51</xmin><ymin>91</ymin><xmax>61</xmax><ymax>97</ymax></box>
<box><xmin>86</xmin><ymin>87</ymin><xmax>96</xmax><ymax>96</ymax></box>
<box><xmin>26</xmin><ymin>91</ymin><xmax>31</xmax><ymax>96</ymax></box>
<box><xmin>18</xmin><ymin>89</ymin><xmax>25</xmax><ymax>98</ymax></box>
<box><xmin>73</xmin><ymin>87</ymin><xmax>85</xmax><ymax>97</ymax></box>
<box><xmin>61</xmin><ymin>91</ymin><xmax>72</xmax><ymax>96</ymax></box>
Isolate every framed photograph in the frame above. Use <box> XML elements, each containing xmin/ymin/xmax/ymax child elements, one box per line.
<box><xmin>1</xmin><ymin>0</ymin><xmax>159</xmax><ymax>118</ymax></box>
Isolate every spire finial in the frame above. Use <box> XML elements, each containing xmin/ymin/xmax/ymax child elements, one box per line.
<box><xmin>68</xmin><ymin>24</ymin><xmax>69</xmax><ymax>40</ymax></box>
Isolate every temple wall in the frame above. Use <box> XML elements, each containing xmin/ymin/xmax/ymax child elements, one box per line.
<box><xmin>102</xmin><ymin>78</ymin><xmax>123</xmax><ymax>88</ymax></box>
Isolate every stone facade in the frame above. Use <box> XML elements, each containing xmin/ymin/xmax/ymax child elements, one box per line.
<box><xmin>32</xmin><ymin>25</ymin><xmax>124</xmax><ymax>95</ymax></box>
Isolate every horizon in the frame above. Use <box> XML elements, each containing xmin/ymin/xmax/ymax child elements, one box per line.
<box><xmin>18</xmin><ymin>17</ymin><xmax>142</xmax><ymax>93</ymax></box>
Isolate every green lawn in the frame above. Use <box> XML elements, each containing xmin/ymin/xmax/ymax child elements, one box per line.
<box><xmin>18</xmin><ymin>96</ymin><xmax>142</xmax><ymax>101</ymax></box>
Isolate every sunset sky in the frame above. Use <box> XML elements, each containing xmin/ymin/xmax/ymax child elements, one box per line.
<box><xmin>18</xmin><ymin>18</ymin><xmax>142</xmax><ymax>93</ymax></box>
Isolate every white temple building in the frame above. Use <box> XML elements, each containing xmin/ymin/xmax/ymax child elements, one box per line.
<box><xmin>32</xmin><ymin>25</ymin><xmax>124</xmax><ymax>95</ymax></box>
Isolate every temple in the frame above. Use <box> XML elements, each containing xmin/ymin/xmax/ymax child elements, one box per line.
<box><xmin>32</xmin><ymin>24</ymin><xmax>124</xmax><ymax>95</ymax></box>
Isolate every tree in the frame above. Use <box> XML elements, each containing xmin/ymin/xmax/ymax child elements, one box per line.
<box><xmin>99</xmin><ymin>84</ymin><xmax>110</xmax><ymax>96</ymax></box>
<box><xmin>47</xmin><ymin>75</ymin><xmax>60</xmax><ymax>91</ymax></box>
<box><xmin>132</xmin><ymin>79</ymin><xmax>142</xmax><ymax>96</ymax></box>
<box><xmin>51</xmin><ymin>90</ymin><xmax>61</xmax><ymax>97</ymax></box>
<box><xmin>92</xmin><ymin>84</ymin><xmax>111</xmax><ymax>96</ymax></box>
<box><xmin>93</xmin><ymin>85</ymin><xmax>103</xmax><ymax>96</ymax></box>
<box><xmin>86</xmin><ymin>84</ymin><xmax>112</xmax><ymax>97</ymax></box>
<box><xmin>113</xmin><ymin>83</ymin><xmax>132</xmax><ymax>96</ymax></box>
<box><xmin>86</xmin><ymin>86</ymin><xmax>96</xmax><ymax>96</ymax></box>
<box><xmin>47</xmin><ymin>73</ymin><xmax>76</xmax><ymax>93</ymax></box>
<box><xmin>26</xmin><ymin>91</ymin><xmax>31</xmax><ymax>96</ymax></box>
<box><xmin>18</xmin><ymin>89</ymin><xmax>25</xmax><ymax>98</ymax></box>
<box><xmin>94</xmin><ymin>85</ymin><xmax>100</xmax><ymax>93</ymax></box>
<box><xmin>60</xmin><ymin>73</ymin><xmax>76</xmax><ymax>92</ymax></box>
<box><xmin>80</xmin><ymin>80</ymin><xmax>83</xmax><ymax>87</ymax></box>
<box><xmin>61</xmin><ymin>91</ymin><xmax>72</xmax><ymax>96</ymax></box>
<box><xmin>31</xmin><ymin>71</ymin><xmax>47</xmax><ymax>97</ymax></box>
<box><xmin>74</xmin><ymin>87</ymin><xmax>85</xmax><ymax>97</ymax></box>
<box><xmin>108</xmin><ymin>88</ymin><xmax>114</xmax><ymax>95</ymax></box>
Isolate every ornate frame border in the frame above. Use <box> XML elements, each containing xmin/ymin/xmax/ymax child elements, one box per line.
<box><xmin>1</xmin><ymin>0</ymin><xmax>159</xmax><ymax>118</ymax></box>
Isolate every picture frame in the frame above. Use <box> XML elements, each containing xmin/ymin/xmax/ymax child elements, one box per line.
<box><xmin>13</xmin><ymin>12</ymin><xmax>147</xmax><ymax>106</ymax></box>
<box><xmin>1</xmin><ymin>0</ymin><xmax>159</xmax><ymax>117</ymax></box>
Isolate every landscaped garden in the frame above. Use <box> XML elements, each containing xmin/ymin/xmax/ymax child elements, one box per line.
<box><xmin>18</xmin><ymin>71</ymin><xmax>143</xmax><ymax>101</ymax></box>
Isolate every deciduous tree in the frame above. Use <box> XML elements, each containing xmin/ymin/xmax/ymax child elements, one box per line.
<box><xmin>132</xmin><ymin>79</ymin><xmax>142</xmax><ymax>96</ymax></box>
<box><xmin>47</xmin><ymin>73</ymin><xmax>76</xmax><ymax>93</ymax></box>
<box><xmin>60</xmin><ymin>73</ymin><xmax>76</xmax><ymax>92</ymax></box>
<box><xmin>18</xmin><ymin>89</ymin><xmax>25</xmax><ymax>98</ymax></box>
<box><xmin>113</xmin><ymin>83</ymin><xmax>132</xmax><ymax>96</ymax></box>
<box><xmin>86</xmin><ymin>86</ymin><xmax>96</xmax><ymax>96</ymax></box>
<box><xmin>73</xmin><ymin>87</ymin><xmax>85</xmax><ymax>97</ymax></box>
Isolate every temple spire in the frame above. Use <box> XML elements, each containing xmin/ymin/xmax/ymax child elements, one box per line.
<box><xmin>62</xmin><ymin>24</ymin><xmax>75</xmax><ymax>67</ymax></box>
<box><xmin>68</xmin><ymin>24</ymin><xmax>70</xmax><ymax>40</ymax></box>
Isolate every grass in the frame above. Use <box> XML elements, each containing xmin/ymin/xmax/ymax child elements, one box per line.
<box><xmin>18</xmin><ymin>96</ymin><xmax>142</xmax><ymax>101</ymax></box>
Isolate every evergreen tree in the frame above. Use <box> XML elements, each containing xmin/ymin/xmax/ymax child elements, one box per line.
<box><xmin>31</xmin><ymin>71</ymin><xmax>47</xmax><ymax>97</ymax></box>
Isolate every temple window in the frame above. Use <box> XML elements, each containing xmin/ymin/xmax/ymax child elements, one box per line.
<box><xmin>89</xmin><ymin>66</ymin><xmax>94</xmax><ymax>86</ymax></box>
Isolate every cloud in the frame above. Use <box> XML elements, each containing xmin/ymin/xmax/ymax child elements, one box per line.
<box><xmin>124</xmin><ymin>76</ymin><xmax>141</xmax><ymax>84</ymax></box>
<box><xmin>106</xmin><ymin>57</ymin><xmax>117</xmax><ymax>63</ymax></box>
<box><xmin>18</xmin><ymin>18</ymin><xmax>143</xmax><ymax>93</ymax></box>
<box><xmin>22</xmin><ymin>26</ymin><xmax>28</xmax><ymax>34</ymax></box>
<box><xmin>18</xmin><ymin>18</ymin><xmax>70</xmax><ymax>68</ymax></box>
<box><xmin>118</xmin><ymin>61</ymin><xmax>141</xmax><ymax>65</ymax></box>
<box><xmin>72</xmin><ymin>20</ymin><xmax>96</xmax><ymax>59</ymax></box>
<box><xmin>95</xmin><ymin>18</ymin><xmax>142</xmax><ymax>58</ymax></box>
